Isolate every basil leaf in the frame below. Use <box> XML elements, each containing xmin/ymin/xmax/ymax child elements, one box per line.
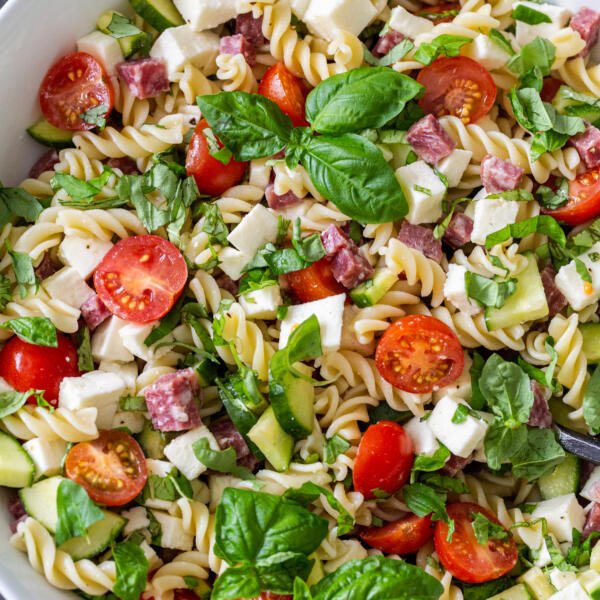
<box><xmin>202</xmin><ymin>127</ymin><xmax>234</xmax><ymax>165</ymax></box>
<box><xmin>118</xmin><ymin>175</ymin><xmax>170</xmax><ymax>232</ymax></box>
<box><xmin>584</xmin><ymin>365</ymin><xmax>600</xmax><ymax>434</ymax></box>
<box><xmin>462</xmin><ymin>578</ymin><xmax>515</xmax><ymax>600</ymax></box>
<box><xmin>0</xmin><ymin>317</ymin><xmax>57</xmax><ymax>347</ymax></box>
<box><xmin>7</xmin><ymin>241</ymin><xmax>37</xmax><ymax>299</ymax></box>
<box><xmin>420</xmin><ymin>473</ymin><xmax>469</xmax><ymax>494</ymax></box>
<box><xmin>368</xmin><ymin>403</ymin><xmax>412</xmax><ymax>424</ymax></box>
<box><xmin>55</xmin><ymin>479</ymin><xmax>103</xmax><ymax>545</ymax></box>
<box><xmin>414</xmin><ymin>34</ymin><xmax>472</xmax><ymax>65</ymax></box>
<box><xmin>511</xmin><ymin>428</ymin><xmax>565</xmax><ymax>480</ymax></box>
<box><xmin>193</xmin><ymin>437</ymin><xmax>255</xmax><ymax>480</ymax></box>
<box><xmin>575</xmin><ymin>257</ymin><xmax>592</xmax><ymax>283</ymax></box>
<box><xmin>119</xmin><ymin>395</ymin><xmax>147</xmax><ymax>412</ymax></box>
<box><xmin>239</xmin><ymin>269</ymin><xmax>278</xmax><ymax>296</ymax></box>
<box><xmin>77</xmin><ymin>326</ymin><xmax>94</xmax><ymax>372</ymax></box>
<box><xmin>471</xmin><ymin>512</ymin><xmax>509</xmax><ymax>545</ymax></box>
<box><xmin>301</xmin><ymin>133</ymin><xmax>407</xmax><ymax>224</ymax></box>
<box><xmin>509</xmin><ymin>87</ymin><xmax>553</xmax><ymax>133</ymax></box>
<box><xmin>403</xmin><ymin>482</ymin><xmax>452</xmax><ymax>532</ymax></box>
<box><xmin>484</xmin><ymin>418</ymin><xmax>528</xmax><ymax>470</ymax></box>
<box><xmin>545</xmin><ymin>104</ymin><xmax>586</xmax><ymax>136</ymax></box>
<box><xmin>0</xmin><ymin>389</ymin><xmax>36</xmax><ymax>418</ymax></box>
<box><xmin>324</xmin><ymin>434</ymin><xmax>351</xmax><ymax>464</ymax></box>
<box><xmin>59</xmin><ymin>196</ymin><xmax>127</xmax><ymax>210</ymax></box>
<box><xmin>507</xmin><ymin>37</ymin><xmax>555</xmax><ymax>80</ymax></box>
<box><xmin>212</xmin><ymin>564</ymin><xmax>261</xmax><ymax>600</ymax></box>
<box><xmin>0</xmin><ymin>274</ymin><xmax>12</xmax><ymax>313</ymax></box>
<box><xmin>553</xmin><ymin>85</ymin><xmax>600</xmax><ymax>121</ymax></box>
<box><xmin>485</xmin><ymin>215</ymin><xmax>566</xmax><ymax>247</ymax></box>
<box><xmin>51</xmin><ymin>173</ymin><xmax>102</xmax><ymax>201</ymax></box>
<box><xmin>0</xmin><ymin>187</ymin><xmax>44</xmax><ymax>226</ymax></box>
<box><xmin>465</xmin><ymin>272</ymin><xmax>517</xmax><ymax>309</ymax></box>
<box><xmin>536</xmin><ymin>177</ymin><xmax>568</xmax><ymax>209</ymax></box>
<box><xmin>452</xmin><ymin>404</ymin><xmax>469</xmax><ymax>424</ymax></box>
<box><xmin>113</xmin><ymin>541</ymin><xmax>149</xmax><ymax>600</ymax></box>
<box><xmin>363</xmin><ymin>39</ymin><xmax>415</xmax><ymax>67</ymax></box>
<box><xmin>530</xmin><ymin>130</ymin><xmax>570</xmax><ymax>161</ymax></box>
<box><xmin>143</xmin><ymin>470</ymin><xmax>193</xmax><ymax>502</ymax></box>
<box><xmin>411</xmin><ymin>445</ymin><xmax>451</xmax><ymax>481</ymax></box>
<box><xmin>512</xmin><ymin>4</ymin><xmax>551</xmax><ymax>24</ymax></box>
<box><xmin>470</xmin><ymin>351</ymin><xmax>486</xmax><ymax>410</ymax></box>
<box><xmin>294</xmin><ymin>577</ymin><xmax>313</xmax><ymax>600</ymax></box>
<box><xmin>106</xmin><ymin>12</ymin><xmax>144</xmax><ymax>37</ymax></box>
<box><xmin>79</xmin><ymin>103</ymin><xmax>109</xmax><ymax>128</ymax></box>
<box><xmin>487</xmin><ymin>189</ymin><xmax>534</xmax><ymax>202</ymax></box>
<box><xmin>144</xmin><ymin>294</ymin><xmax>187</xmax><ymax>346</ymax></box>
<box><xmin>292</xmin><ymin>218</ymin><xmax>325</xmax><ymax>263</ymax></box>
<box><xmin>488</xmin><ymin>29</ymin><xmax>515</xmax><ymax>56</ymax></box>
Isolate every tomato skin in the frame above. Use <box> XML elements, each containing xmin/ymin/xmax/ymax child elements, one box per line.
<box><xmin>360</xmin><ymin>513</ymin><xmax>433</xmax><ymax>555</ymax></box>
<box><xmin>94</xmin><ymin>235</ymin><xmax>188</xmax><ymax>324</ymax></box>
<box><xmin>375</xmin><ymin>315</ymin><xmax>464</xmax><ymax>394</ymax></box>
<box><xmin>434</xmin><ymin>502</ymin><xmax>518</xmax><ymax>584</ymax></box>
<box><xmin>65</xmin><ymin>430</ymin><xmax>148</xmax><ymax>506</ymax></box>
<box><xmin>417</xmin><ymin>56</ymin><xmax>497</xmax><ymax>124</ymax></box>
<box><xmin>286</xmin><ymin>257</ymin><xmax>346</xmax><ymax>302</ymax></box>
<box><xmin>540</xmin><ymin>77</ymin><xmax>563</xmax><ymax>103</ymax></box>
<box><xmin>418</xmin><ymin>2</ymin><xmax>459</xmax><ymax>24</ymax></box>
<box><xmin>353</xmin><ymin>421</ymin><xmax>414</xmax><ymax>500</ymax></box>
<box><xmin>258</xmin><ymin>63</ymin><xmax>309</xmax><ymax>127</ymax></box>
<box><xmin>186</xmin><ymin>119</ymin><xmax>248</xmax><ymax>196</ymax></box>
<box><xmin>0</xmin><ymin>334</ymin><xmax>79</xmax><ymax>405</ymax></box>
<box><xmin>39</xmin><ymin>52</ymin><xmax>114</xmax><ymax>131</ymax></box>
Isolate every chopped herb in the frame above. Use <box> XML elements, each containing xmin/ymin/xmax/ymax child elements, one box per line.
<box><xmin>79</xmin><ymin>104</ymin><xmax>109</xmax><ymax>129</ymax></box>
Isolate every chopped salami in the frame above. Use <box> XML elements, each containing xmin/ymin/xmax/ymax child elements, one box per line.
<box><xmin>407</xmin><ymin>114</ymin><xmax>456</xmax><ymax>164</ymax></box>
<box><xmin>236</xmin><ymin>12</ymin><xmax>267</xmax><ymax>49</ymax></box>
<box><xmin>570</xmin><ymin>7</ymin><xmax>600</xmax><ymax>58</ymax></box>
<box><xmin>116</xmin><ymin>57</ymin><xmax>170</xmax><ymax>100</ymax></box>
<box><xmin>540</xmin><ymin>266</ymin><xmax>568</xmax><ymax>317</ymax></box>
<box><xmin>442</xmin><ymin>452</ymin><xmax>475</xmax><ymax>476</ymax></box>
<box><xmin>106</xmin><ymin>157</ymin><xmax>140</xmax><ymax>175</ymax></box>
<box><xmin>397</xmin><ymin>221</ymin><xmax>443</xmax><ymax>262</ymax></box>
<box><xmin>528</xmin><ymin>381</ymin><xmax>553</xmax><ymax>428</ymax></box>
<box><xmin>28</xmin><ymin>149</ymin><xmax>59</xmax><ymax>179</ymax></box>
<box><xmin>330</xmin><ymin>248</ymin><xmax>373</xmax><ymax>288</ymax></box>
<box><xmin>219</xmin><ymin>34</ymin><xmax>256</xmax><ymax>66</ymax></box>
<box><xmin>34</xmin><ymin>254</ymin><xmax>61</xmax><ymax>281</ymax></box>
<box><xmin>373</xmin><ymin>30</ymin><xmax>405</xmax><ymax>57</ymax></box>
<box><xmin>584</xmin><ymin>502</ymin><xmax>600</xmax><ymax>538</ymax></box>
<box><xmin>480</xmin><ymin>154</ymin><xmax>524</xmax><ymax>193</ymax></box>
<box><xmin>443</xmin><ymin>212</ymin><xmax>473</xmax><ymax>249</ymax></box>
<box><xmin>265</xmin><ymin>182</ymin><xmax>303</xmax><ymax>210</ymax></box>
<box><xmin>144</xmin><ymin>368</ymin><xmax>201</xmax><ymax>432</ymax></box>
<box><xmin>571</xmin><ymin>125</ymin><xmax>600</xmax><ymax>169</ymax></box>
<box><xmin>216</xmin><ymin>272</ymin><xmax>239</xmax><ymax>296</ymax></box>
<box><xmin>80</xmin><ymin>294</ymin><xmax>111</xmax><ymax>331</ymax></box>
<box><xmin>321</xmin><ymin>224</ymin><xmax>353</xmax><ymax>257</ymax></box>
<box><xmin>209</xmin><ymin>418</ymin><xmax>251</xmax><ymax>461</ymax></box>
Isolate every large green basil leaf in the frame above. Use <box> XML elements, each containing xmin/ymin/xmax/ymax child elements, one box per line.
<box><xmin>511</xmin><ymin>428</ymin><xmax>565</xmax><ymax>480</ymax></box>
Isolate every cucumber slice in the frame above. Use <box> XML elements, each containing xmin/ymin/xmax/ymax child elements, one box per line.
<box><xmin>196</xmin><ymin>357</ymin><xmax>219</xmax><ymax>386</ymax></box>
<box><xmin>129</xmin><ymin>0</ymin><xmax>184</xmax><ymax>32</ymax></box>
<box><xmin>537</xmin><ymin>453</ymin><xmax>580</xmax><ymax>500</ymax></box>
<box><xmin>59</xmin><ymin>511</ymin><xmax>125</xmax><ymax>560</ymax></box>
<box><xmin>488</xmin><ymin>583</ymin><xmax>532</xmax><ymax>600</ymax></box>
<box><xmin>350</xmin><ymin>268</ymin><xmax>398</xmax><ymax>308</ymax></box>
<box><xmin>270</xmin><ymin>372</ymin><xmax>314</xmax><ymax>439</ymax></box>
<box><xmin>137</xmin><ymin>420</ymin><xmax>169</xmax><ymax>459</ymax></box>
<box><xmin>581</xmin><ymin>323</ymin><xmax>600</xmax><ymax>364</ymax></box>
<box><xmin>0</xmin><ymin>431</ymin><xmax>34</xmax><ymax>488</ymax></box>
<box><xmin>517</xmin><ymin>567</ymin><xmax>555</xmax><ymax>600</ymax></box>
<box><xmin>97</xmin><ymin>10</ymin><xmax>150</xmax><ymax>57</ymax></box>
<box><xmin>27</xmin><ymin>119</ymin><xmax>74</xmax><ymax>149</ymax></box>
<box><xmin>20</xmin><ymin>476</ymin><xmax>63</xmax><ymax>532</ymax></box>
<box><xmin>247</xmin><ymin>407</ymin><xmax>293</xmax><ymax>472</ymax></box>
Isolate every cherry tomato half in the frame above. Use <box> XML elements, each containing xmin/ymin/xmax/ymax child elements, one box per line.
<box><xmin>65</xmin><ymin>430</ymin><xmax>148</xmax><ymax>506</ymax></box>
<box><xmin>39</xmin><ymin>52</ymin><xmax>114</xmax><ymax>131</ymax></box>
<box><xmin>94</xmin><ymin>235</ymin><xmax>187</xmax><ymax>324</ymax></box>
<box><xmin>418</xmin><ymin>2</ymin><xmax>460</xmax><ymax>24</ymax></box>
<box><xmin>186</xmin><ymin>119</ymin><xmax>248</xmax><ymax>196</ymax></box>
<box><xmin>286</xmin><ymin>257</ymin><xmax>346</xmax><ymax>302</ymax></box>
<box><xmin>434</xmin><ymin>502</ymin><xmax>518</xmax><ymax>583</ymax></box>
<box><xmin>258</xmin><ymin>63</ymin><xmax>309</xmax><ymax>127</ymax></box>
<box><xmin>417</xmin><ymin>56</ymin><xmax>497</xmax><ymax>124</ymax></box>
<box><xmin>353</xmin><ymin>421</ymin><xmax>414</xmax><ymax>500</ymax></box>
<box><xmin>360</xmin><ymin>513</ymin><xmax>434</xmax><ymax>555</ymax></box>
<box><xmin>0</xmin><ymin>334</ymin><xmax>79</xmax><ymax>405</ymax></box>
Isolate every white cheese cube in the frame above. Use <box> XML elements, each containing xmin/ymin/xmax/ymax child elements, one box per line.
<box><xmin>279</xmin><ymin>294</ymin><xmax>345</xmax><ymax>353</ymax></box>
<box><xmin>92</xmin><ymin>316</ymin><xmax>134</xmax><ymax>363</ymax></box>
<box><xmin>303</xmin><ymin>0</ymin><xmax>377</xmax><ymax>42</ymax></box>
<box><xmin>548</xmin><ymin>568</ymin><xmax>578</xmax><ymax>591</ymax></box>
<box><xmin>240</xmin><ymin>285</ymin><xmax>282</xmax><ymax>319</ymax></box>
<box><xmin>388</xmin><ymin>5</ymin><xmax>434</xmax><ymax>39</ymax></box>
<box><xmin>42</xmin><ymin>267</ymin><xmax>95</xmax><ymax>309</ymax></box>
<box><xmin>146</xmin><ymin>459</ymin><xmax>174</xmax><ymax>478</ymax></box>
<box><xmin>217</xmin><ymin>247</ymin><xmax>249</xmax><ymax>281</ymax></box>
<box><xmin>404</xmin><ymin>416</ymin><xmax>441</xmax><ymax>457</ymax></box>
<box><xmin>464</xmin><ymin>34</ymin><xmax>511</xmax><ymax>71</ymax></box>
<box><xmin>395</xmin><ymin>160</ymin><xmax>445</xmax><ymax>225</ymax></box>
<box><xmin>58</xmin><ymin>235</ymin><xmax>113</xmax><ymax>280</ymax></box>
<box><xmin>227</xmin><ymin>204</ymin><xmax>280</xmax><ymax>259</ymax></box>
<box><xmin>533</xmin><ymin>533</ymin><xmax>561</xmax><ymax>568</ymax></box>
<box><xmin>112</xmin><ymin>411</ymin><xmax>145</xmax><ymax>434</ymax></box>
<box><xmin>291</xmin><ymin>0</ymin><xmax>311</xmax><ymax>18</ymax></box>
<box><xmin>151</xmin><ymin>511</ymin><xmax>194</xmax><ymax>551</ymax></box>
<box><xmin>118</xmin><ymin>321</ymin><xmax>168</xmax><ymax>362</ymax></box>
<box><xmin>531</xmin><ymin>494</ymin><xmax>585</xmax><ymax>543</ymax></box>
<box><xmin>444</xmin><ymin>264</ymin><xmax>481</xmax><ymax>316</ymax></box>
<box><xmin>434</xmin><ymin>352</ymin><xmax>472</xmax><ymax>402</ymax></box>
<box><xmin>435</xmin><ymin>149</ymin><xmax>473</xmax><ymax>189</ymax></box>
<box><xmin>174</xmin><ymin>0</ymin><xmax>239</xmax><ymax>31</ymax></box>
<box><xmin>515</xmin><ymin>2</ymin><xmax>570</xmax><ymax>48</ymax></box>
<box><xmin>77</xmin><ymin>31</ymin><xmax>124</xmax><ymax>76</ymax></box>
<box><xmin>122</xmin><ymin>506</ymin><xmax>150</xmax><ymax>536</ymax></box>
<box><xmin>471</xmin><ymin>197</ymin><xmax>520</xmax><ymax>245</ymax></box>
<box><xmin>555</xmin><ymin>242</ymin><xmax>600</xmax><ymax>311</ymax></box>
<box><xmin>548</xmin><ymin>580</ymin><xmax>589</xmax><ymax>600</ymax></box>
<box><xmin>163</xmin><ymin>426</ymin><xmax>219</xmax><ymax>480</ymax></box>
<box><xmin>427</xmin><ymin>396</ymin><xmax>488</xmax><ymax>458</ymax></box>
<box><xmin>99</xmin><ymin>361</ymin><xmax>138</xmax><ymax>396</ymax></box>
<box><xmin>208</xmin><ymin>474</ymin><xmax>242</xmax><ymax>511</ymax></box>
<box><xmin>580</xmin><ymin>466</ymin><xmax>600</xmax><ymax>502</ymax></box>
<box><xmin>22</xmin><ymin>438</ymin><xmax>67</xmax><ymax>479</ymax></box>
<box><xmin>150</xmin><ymin>25</ymin><xmax>219</xmax><ymax>79</ymax></box>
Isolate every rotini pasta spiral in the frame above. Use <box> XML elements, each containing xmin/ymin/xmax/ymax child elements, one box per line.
<box><xmin>216</xmin><ymin>54</ymin><xmax>258</xmax><ymax>93</ymax></box>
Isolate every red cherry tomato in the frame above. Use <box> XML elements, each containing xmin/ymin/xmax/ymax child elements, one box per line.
<box><xmin>0</xmin><ymin>334</ymin><xmax>79</xmax><ymax>405</ymax></box>
<box><xmin>360</xmin><ymin>513</ymin><xmax>434</xmax><ymax>555</ymax></box>
<box><xmin>186</xmin><ymin>119</ymin><xmax>248</xmax><ymax>196</ymax></box>
<box><xmin>258</xmin><ymin>63</ymin><xmax>309</xmax><ymax>127</ymax></box>
<box><xmin>94</xmin><ymin>235</ymin><xmax>187</xmax><ymax>324</ymax></box>
<box><xmin>418</xmin><ymin>2</ymin><xmax>460</xmax><ymax>24</ymax></box>
<box><xmin>540</xmin><ymin>77</ymin><xmax>563</xmax><ymax>103</ymax></box>
<box><xmin>376</xmin><ymin>315</ymin><xmax>464</xmax><ymax>394</ymax></box>
<box><xmin>434</xmin><ymin>502</ymin><xmax>518</xmax><ymax>583</ymax></box>
<box><xmin>417</xmin><ymin>56</ymin><xmax>497</xmax><ymax>124</ymax></box>
<box><xmin>353</xmin><ymin>421</ymin><xmax>414</xmax><ymax>500</ymax></box>
<box><xmin>174</xmin><ymin>592</ymin><xmax>202</xmax><ymax>600</ymax></box>
<box><xmin>542</xmin><ymin>167</ymin><xmax>600</xmax><ymax>226</ymax></box>
<box><xmin>65</xmin><ymin>430</ymin><xmax>148</xmax><ymax>506</ymax></box>
<box><xmin>39</xmin><ymin>52</ymin><xmax>114</xmax><ymax>131</ymax></box>
<box><xmin>286</xmin><ymin>257</ymin><xmax>346</xmax><ymax>302</ymax></box>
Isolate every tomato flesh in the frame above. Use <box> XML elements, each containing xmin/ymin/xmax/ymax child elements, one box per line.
<box><xmin>353</xmin><ymin>421</ymin><xmax>414</xmax><ymax>500</ymax></box>
<box><xmin>417</xmin><ymin>56</ymin><xmax>497</xmax><ymax>124</ymax></box>
<box><xmin>418</xmin><ymin>2</ymin><xmax>460</xmax><ymax>24</ymax></box>
<box><xmin>360</xmin><ymin>513</ymin><xmax>434</xmax><ymax>555</ymax></box>
<box><xmin>94</xmin><ymin>235</ymin><xmax>187</xmax><ymax>324</ymax></box>
<box><xmin>65</xmin><ymin>430</ymin><xmax>148</xmax><ymax>506</ymax></box>
<box><xmin>258</xmin><ymin>63</ymin><xmax>309</xmax><ymax>127</ymax></box>
<box><xmin>286</xmin><ymin>257</ymin><xmax>346</xmax><ymax>302</ymax></box>
<box><xmin>39</xmin><ymin>52</ymin><xmax>114</xmax><ymax>131</ymax></box>
<box><xmin>0</xmin><ymin>334</ymin><xmax>79</xmax><ymax>405</ymax></box>
<box><xmin>434</xmin><ymin>502</ymin><xmax>518</xmax><ymax>583</ymax></box>
<box><xmin>376</xmin><ymin>315</ymin><xmax>464</xmax><ymax>394</ymax></box>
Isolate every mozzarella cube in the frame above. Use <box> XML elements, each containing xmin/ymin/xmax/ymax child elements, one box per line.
<box><xmin>279</xmin><ymin>294</ymin><xmax>345</xmax><ymax>353</ymax></box>
<box><xmin>22</xmin><ymin>438</ymin><xmax>67</xmax><ymax>479</ymax></box>
<box><xmin>150</xmin><ymin>25</ymin><xmax>219</xmax><ymax>79</ymax></box>
<box><xmin>240</xmin><ymin>285</ymin><xmax>282</xmax><ymax>319</ymax></box>
<box><xmin>427</xmin><ymin>396</ymin><xmax>488</xmax><ymax>458</ymax></box>
<box><xmin>395</xmin><ymin>160</ymin><xmax>445</xmax><ymax>225</ymax></box>
<box><xmin>227</xmin><ymin>204</ymin><xmax>280</xmax><ymax>259</ymax></box>
<box><xmin>164</xmin><ymin>426</ymin><xmax>219</xmax><ymax>480</ymax></box>
<box><xmin>434</xmin><ymin>352</ymin><xmax>472</xmax><ymax>402</ymax></box>
<box><xmin>444</xmin><ymin>264</ymin><xmax>481</xmax><ymax>316</ymax></box>
<box><xmin>303</xmin><ymin>0</ymin><xmax>377</xmax><ymax>42</ymax></box>
<box><xmin>549</xmin><ymin>568</ymin><xmax>578</xmax><ymax>592</ymax></box>
<box><xmin>404</xmin><ymin>416</ymin><xmax>441</xmax><ymax>456</ymax></box>
<box><xmin>151</xmin><ymin>511</ymin><xmax>194</xmax><ymax>551</ymax></box>
<box><xmin>99</xmin><ymin>360</ymin><xmax>138</xmax><ymax>395</ymax></box>
<box><xmin>515</xmin><ymin>2</ymin><xmax>570</xmax><ymax>47</ymax></box>
<box><xmin>548</xmin><ymin>580</ymin><xmax>590</xmax><ymax>600</ymax></box>
<box><xmin>77</xmin><ymin>31</ymin><xmax>124</xmax><ymax>76</ymax></box>
<box><xmin>119</xmin><ymin>321</ymin><xmax>163</xmax><ymax>362</ymax></box>
<box><xmin>147</xmin><ymin>459</ymin><xmax>175</xmax><ymax>478</ymax></box>
<box><xmin>217</xmin><ymin>247</ymin><xmax>249</xmax><ymax>281</ymax></box>
<box><xmin>464</xmin><ymin>34</ymin><xmax>511</xmax><ymax>71</ymax></box>
<box><xmin>58</xmin><ymin>235</ymin><xmax>113</xmax><ymax>280</ymax></box>
<box><xmin>580</xmin><ymin>466</ymin><xmax>600</xmax><ymax>502</ymax></box>
<box><xmin>435</xmin><ymin>149</ymin><xmax>473</xmax><ymax>189</ymax></box>
<box><xmin>388</xmin><ymin>5</ymin><xmax>434</xmax><ymax>39</ymax></box>
<box><xmin>291</xmin><ymin>0</ymin><xmax>311</xmax><ymax>18</ymax></box>
<box><xmin>92</xmin><ymin>316</ymin><xmax>134</xmax><ymax>363</ymax></box>
<box><xmin>471</xmin><ymin>197</ymin><xmax>519</xmax><ymax>245</ymax></box>
<box><xmin>555</xmin><ymin>242</ymin><xmax>600</xmax><ymax>311</ymax></box>
<box><xmin>112</xmin><ymin>411</ymin><xmax>145</xmax><ymax>434</ymax></box>
<box><xmin>531</xmin><ymin>494</ymin><xmax>585</xmax><ymax>542</ymax></box>
<box><xmin>122</xmin><ymin>506</ymin><xmax>150</xmax><ymax>536</ymax></box>
<box><xmin>42</xmin><ymin>267</ymin><xmax>95</xmax><ymax>309</ymax></box>
<box><xmin>174</xmin><ymin>0</ymin><xmax>239</xmax><ymax>31</ymax></box>
<box><xmin>533</xmin><ymin>533</ymin><xmax>561</xmax><ymax>568</ymax></box>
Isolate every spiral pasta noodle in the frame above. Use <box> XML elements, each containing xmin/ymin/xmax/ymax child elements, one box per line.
<box><xmin>216</xmin><ymin>54</ymin><xmax>258</xmax><ymax>93</ymax></box>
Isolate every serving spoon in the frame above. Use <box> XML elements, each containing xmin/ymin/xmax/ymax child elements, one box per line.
<box><xmin>554</xmin><ymin>424</ymin><xmax>600</xmax><ymax>464</ymax></box>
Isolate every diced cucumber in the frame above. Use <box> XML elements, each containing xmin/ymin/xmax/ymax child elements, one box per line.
<box><xmin>270</xmin><ymin>372</ymin><xmax>314</xmax><ymax>439</ymax></box>
<box><xmin>485</xmin><ymin>255</ymin><xmax>549</xmax><ymax>331</ymax></box>
<box><xmin>488</xmin><ymin>584</ymin><xmax>533</xmax><ymax>600</ymax></box>
<box><xmin>137</xmin><ymin>420</ymin><xmax>169</xmax><ymax>459</ymax></box>
<box><xmin>387</xmin><ymin>143</ymin><xmax>417</xmax><ymax>170</ymax></box>
<box><xmin>195</xmin><ymin>357</ymin><xmax>219</xmax><ymax>386</ymax></box>
<box><xmin>518</xmin><ymin>567</ymin><xmax>555</xmax><ymax>600</ymax></box>
<box><xmin>97</xmin><ymin>11</ymin><xmax>150</xmax><ymax>57</ymax></box>
<box><xmin>549</xmin><ymin>398</ymin><xmax>588</xmax><ymax>433</ymax></box>
<box><xmin>0</xmin><ymin>431</ymin><xmax>34</xmax><ymax>488</ymax></box>
<box><xmin>247</xmin><ymin>407</ymin><xmax>293</xmax><ymax>472</ymax></box>
<box><xmin>580</xmin><ymin>323</ymin><xmax>600</xmax><ymax>364</ymax></box>
<box><xmin>20</xmin><ymin>476</ymin><xmax>63</xmax><ymax>532</ymax></box>
<box><xmin>552</xmin><ymin>85</ymin><xmax>600</xmax><ymax>123</ymax></box>
<box><xmin>350</xmin><ymin>268</ymin><xmax>398</xmax><ymax>308</ymax></box>
<box><xmin>58</xmin><ymin>511</ymin><xmax>125</xmax><ymax>560</ymax></box>
<box><xmin>129</xmin><ymin>0</ymin><xmax>184</xmax><ymax>32</ymax></box>
<box><xmin>580</xmin><ymin>570</ymin><xmax>600</xmax><ymax>600</ymax></box>
<box><xmin>538</xmin><ymin>453</ymin><xmax>580</xmax><ymax>500</ymax></box>
<box><xmin>27</xmin><ymin>119</ymin><xmax>74</xmax><ymax>149</ymax></box>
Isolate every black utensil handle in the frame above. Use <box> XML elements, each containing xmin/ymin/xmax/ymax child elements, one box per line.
<box><xmin>554</xmin><ymin>424</ymin><xmax>600</xmax><ymax>464</ymax></box>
